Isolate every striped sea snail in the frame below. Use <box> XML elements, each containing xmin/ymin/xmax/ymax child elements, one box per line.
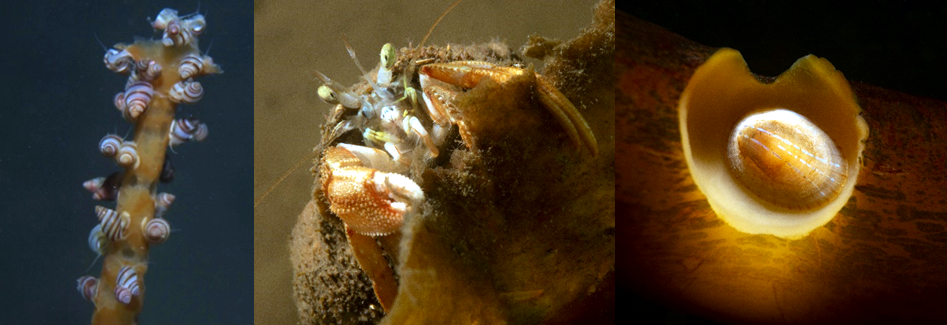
<box><xmin>169</xmin><ymin>80</ymin><xmax>203</xmax><ymax>104</ymax></box>
<box><xmin>142</xmin><ymin>217</ymin><xmax>171</xmax><ymax>244</ymax></box>
<box><xmin>77</xmin><ymin>275</ymin><xmax>98</xmax><ymax>302</ymax></box>
<box><xmin>679</xmin><ymin>48</ymin><xmax>869</xmax><ymax>239</ymax></box>
<box><xmin>95</xmin><ymin>205</ymin><xmax>129</xmax><ymax>241</ymax></box>
<box><xmin>123</xmin><ymin>81</ymin><xmax>153</xmax><ymax>120</ymax></box>
<box><xmin>114</xmin><ymin>265</ymin><xmax>141</xmax><ymax>305</ymax></box>
<box><xmin>116</xmin><ymin>141</ymin><xmax>140</xmax><ymax>169</ymax></box>
<box><xmin>98</xmin><ymin>134</ymin><xmax>123</xmax><ymax>158</ymax></box>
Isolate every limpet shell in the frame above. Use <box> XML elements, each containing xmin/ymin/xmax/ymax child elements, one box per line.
<box><xmin>679</xmin><ymin>48</ymin><xmax>869</xmax><ymax>239</ymax></box>
<box><xmin>727</xmin><ymin>108</ymin><xmax>847</xmax><ymax>211</ymax></box>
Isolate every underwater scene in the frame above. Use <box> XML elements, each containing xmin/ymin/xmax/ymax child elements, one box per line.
<box><xmin>0</xmin><ymin>1</ymin><xmax>253</xmax><ymax>323</ymax></box>
<box><xmin>619</xmin><ymin>1</ymin><xmax>947</xmax><ymax>324</ymax></box>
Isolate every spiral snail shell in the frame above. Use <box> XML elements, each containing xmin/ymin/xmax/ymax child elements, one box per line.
<box><xmin>142</xmin><ymin>218</ymin><xmax>171</xmax><ymax>244</ymax></box>
<box><xmin>77</xmin><ymin>275</ymin><xmax>98</xmax><ymax>302</ymax></box>
<box><xmin>123</xmin><ymin>81</ymin><xmax>154</xmax><ymax>120</ymax></box>
<box><xmin>170</xmin><ymin>118</ymin><xmax>209</xmax><ymax>146</ymax></box>
<box><xmin>169</xmin><ymin>80</ymin><xmax>204</xmax><ymax>104</ymax></box>
<box><xmin>162</xmin><ymin>19</ymin><xmax>194</xmax><ymax>47</ymax></box>
<box><xmin>155</xmin><ymin>192</ymin><xmax>175</xmax><ymax>218</ymax></box>
<box><xmin>188</xmin><ymin>14</ymin><xmax>206</xmax><ymax>36</ymax></box>
<box><xmin>103</xmin><ymin>49</ymin><xmax>134</xmax><ymax>74</ymax></box>
<box><xmin>152</xmin><ymin>8</ymin><xmax>177</xmax><ymax>30</ymax></box>
<box><xmin>114</xmin><ymin>265</ymin><xmax>140</xmax><ymax>305</ymax></box>
<box><xmin>178</xmin><ymin>53</ymin><xmax>204</xmax><ymax>79</ymax></box>
<box><xmin>132</xmin><ymin>60</ymin><xmax>162</xmax><ymax>82</ymax></box>
<box><xmin>88</xmin><ymin>224</ymin><xmax>108</xmax><ymax>255</ymax></box>
<box><xmin>116</xmin><ymin>141</ymin><xmax>140</xmax><ymax>169</ymax></box>
<box><xmin>113</xmin><ymin>92</ymin><xmax>126</xmax><ymax>112</ymax></box>
<box><xmin>99</xmin><ymin>134</ymin><xmax>123</xmax><ymax>158</ymax></box>
<box><xmin>94</xmin><ymin>205</ymin><xmax>129</xmax><ymax>241</ymax></box>
<box><xmin>84</xmin><ymin>171</ymin><xmax>122</xmax><ymax>201</ymax></box>
<box><xmin>679</xmin><ymin>49</ymin><xmax>869</xmax><ymax>239</ymax></box>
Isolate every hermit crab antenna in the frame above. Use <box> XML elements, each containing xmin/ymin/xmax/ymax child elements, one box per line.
<box><xmin>311</xmin><ymin>70</ymin><xmax>332</xmax><ymax>84</ymax></box>
<box><xmin>341</xmin><ymin>34</ymin><xmax>381</xmax><ymax>92</ymax></box>
<box><xmin>405</xmin><ymin>0</ymin><xmax>464</xmax><ymax>79</ymax></box>
<box><xmin>254</xmin><ymin>150</ymin><xmax>315</xmax><ymax>209</ymax></box>
<box><xmin>93</xmin><ymin>32</ymin><xmax>108</xmax><ymax>51</ymax></box>
<box><xmin>417</xmin><ymin>0</ymin><xmax>464</xmax><ymax>51</ymax></box>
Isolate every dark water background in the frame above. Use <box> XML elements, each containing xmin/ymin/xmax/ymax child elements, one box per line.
<box><xmin>0</xmin><ymin>1</ymin><xmax>253</xmax><ymax>324</ymax></box>
<box><xmin>619</xmin><ymin>1</ymin><xmax>947</xmax><ymax>324</ymax></box>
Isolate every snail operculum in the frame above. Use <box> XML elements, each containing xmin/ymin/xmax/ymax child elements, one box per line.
<box><xmin>727</xmin><ymin>108</ymin><xmax>847</xmax><ymax>211</ymax></box>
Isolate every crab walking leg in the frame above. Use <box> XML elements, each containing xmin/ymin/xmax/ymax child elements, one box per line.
<box><xmin>419</xmin><ymin>79</ymin><xmax>477</xmax><ymax>148</ymax></box>
<box><xmin>345</xmin><ymin>225</ymin><xmax>398</xmax><ymax>311</ymax></box>
<box><xmin>420</xmin><ymin>61</ymin><xmax>520</xmax><ymax>89</ymax></box>
<box><xmin>534</xmin><ymin>74</ymin><xmax>599</xmax><ymax>156</ymax></box>
<box><xmin>404</xmin><ymin>116</ymin><xmax>439</xmax><ymax>158</ymax></box>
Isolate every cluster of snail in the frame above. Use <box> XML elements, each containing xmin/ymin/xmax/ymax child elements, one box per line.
<box><xmin>76</xmin><ymin>8</ymin><xmax>219</xmax><ymax>309</ymax></box>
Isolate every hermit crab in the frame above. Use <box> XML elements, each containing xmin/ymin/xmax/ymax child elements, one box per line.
<box><xmin>311</xmin><ymin>30</ymin><xmax>600</xmax><ymax>308</ymax></box>
<box><xmin>276</xmin><ymin>0</ymin><xmax>615</xmax><ymax>323</ymax></box>
<box><xmin>314</xmin><ymin>41</ymin><xmax>599</xmax><ymax>240</ymax></box>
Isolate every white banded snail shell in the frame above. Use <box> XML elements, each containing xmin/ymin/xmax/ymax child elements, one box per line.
<box><xmin>170</xmin><ymin>118</ymin><xmax>209</xmax><ymax>146</ymax></box>
<box><xmin>178</xmin><ymin>53</ymin><xmax>203</xmax><ymax>79</ymax></box>
<box><xmin>727</xmin><ymin>109</ymin><xmax>847</xmax><ymax>210</ymax></box>
<box><xmin>152</xmin><ymin>8</ymin><xmax>178</xmax><ymax>30</ymax></box>
<box><xmin>124</xmin><ymin>81</ymin><xmax>154</xmax><ymax>120</ymax></box>
<box><xmin>103</xmin><ymin>49</ymin><xmax>134</xmax><ymax>74</ymax></box>
<box><xmin>135</xmin><ymin>60</ymin><xmax>162</xmax><ymax>82</ymax></box>
<box><xmin>116</xmin><ymin>141</ymin><xmax>140</xmax><ymax>169</ymax></box>
<box><xmin>77</xmin><ymin>275</ymin><xmax>98</xmax><ymax>302</ymax></box>
<box><xmin>88</xmin><ymin>224</ymin><xmax>108</xmax><ymax>255</ymax></box>
<box><xmin>155</xmin><ymin>192</ymin><xmax>176</xmax><ymax>218</ymax></box>
<box><xmin>162</xmin><ymin>19</ymin><xmax>194</xmax><ymax>47</ymax></box>
<box><xmin>143</xmin><ymin>218</ymin><xmax>171</xmax><ymax>244</ymax></box>
<box><xmin>113</xmin><ymin>92</ymin><xmax>126</xmax><ymax>112</ymax></box>
<box><xmin>169</xmin><ymin>80</ymin><xmax>203</xmax><ymax>103</ymax></box>
<box><xmin>95</xmin><ymin>205</ymin><xmax>129</xmax><ymax>241</ymax></box>
<box><xmin>114</xmin><ymin>265</ymin><xmax>140</xmax><ymax>305</ymax></box>
<box><xmin>99</xmin><ymin>134</ymin><xmax>123</xmax><ymax>158</ymax></box>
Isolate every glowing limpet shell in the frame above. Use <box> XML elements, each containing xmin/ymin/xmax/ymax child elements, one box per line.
<box><xmin>727</xmin><ymin>108</ymin><xmax>847</xmax><ymax>210</ymax></box>
<box><xmin>679</xmin><ymin>48</ymin><xmax>869</xmax><ymax>239</ymax></box>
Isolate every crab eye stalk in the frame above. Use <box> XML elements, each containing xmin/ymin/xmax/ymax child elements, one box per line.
<box><xmin>380</xmin><ymin>43</ymin><xmax>396</xmax><ymax>70</ymax></box>
<box><xmin>317</xmin><ymin>85</ymin><xmax>339</xmax><ymax>104</ymax></box>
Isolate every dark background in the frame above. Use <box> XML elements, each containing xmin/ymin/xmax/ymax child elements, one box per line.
<box><xmin>0</xmin><ymin>1</ymin><xmax>253</xmax><ymax>324</ymax></box>
<box><xmin>622</xmin><ymin>1</ymin><xmax>947</xmax><ymax>100</ymax></box>
<box><xmin>619</xmin><ymin>1</ymin><xmax>947</xmax><ymax>324</ymax></box>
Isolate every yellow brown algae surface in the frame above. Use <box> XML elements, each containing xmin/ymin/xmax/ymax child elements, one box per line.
<box><xmin>288</xmin><ymin>0</ymin><xmax>614</xmax><ymax>323</ymax></box>
<box><xmin>618</xmin><ymin>11</ymin><xmax>947</xmax><ymax>324</ymax></box>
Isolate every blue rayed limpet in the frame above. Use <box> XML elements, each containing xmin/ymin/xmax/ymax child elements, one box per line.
<box><xmin>679</xmin><ymin>49</ymin><xmax>868</xmax><ymax>239</ymax></box>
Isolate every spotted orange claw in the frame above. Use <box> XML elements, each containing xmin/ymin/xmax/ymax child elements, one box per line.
<box><xmin>320</xmin><ymin>144</ymin><xmax>424</xmax><ymax>236</ymax></box>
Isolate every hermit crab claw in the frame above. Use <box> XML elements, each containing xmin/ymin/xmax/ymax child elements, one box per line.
<box><xmin>418</xmin><ymin>60</ymin><xmax>599</xmax><ymax>156</ymax></box>
<box><xmin>321</xmin><ymin>144</ymin><xmax>424</xmax><ymax>236</ymax></box>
